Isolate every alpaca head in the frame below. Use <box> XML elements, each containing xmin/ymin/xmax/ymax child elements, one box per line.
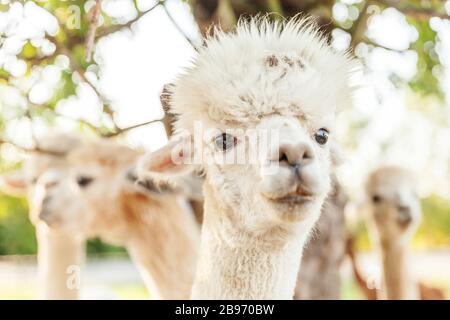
<box><xmin>36</xmin><ymin>140</ymin><xmax>138</xmax><ymax>240</ymax></box>
<box><xmin>36</xmin><ymin>139</ymin><xmax>186</xmax><ymax>243</ymax></box>
<box><xmin>0</xmin><ymin>133</ymin><xmax>81</xmax><ymax>225</ymax></box>
<box><xmin>139</xmin><ymin>18</ymin><xmax>356</xmax><ymax>233</ymax></box>
<box><xmin>366</xmin><ymin>166</ymin><xmax>421</xmax><ymax>243</ymax></box>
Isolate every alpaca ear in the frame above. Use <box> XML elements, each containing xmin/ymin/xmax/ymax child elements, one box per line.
<box><xmin>0</xmin><ymin>169</ymin><xmax>28</xmax><ymax>197</ymax></box>
<box><xmin>137</xmin><ymin>136</ymin><xmax>195</xmax><ymax>180</ymax></box>
<box><xmin>329</xmin><ymin>142</ymin><xmax>347</xmax><ymax>167</ymax></box>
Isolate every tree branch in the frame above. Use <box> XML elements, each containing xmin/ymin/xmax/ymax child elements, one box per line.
<box><xmin>375</xmin><ymin>0</ymin><xmax>449</xmax><ymax>20</ymax></box>
<box><xmin>350</xmin><ymin>1</ymin><xmax>370</xmax><ymax>48</ymax></box>
<box><xmin>0</xmin><ymin>138</ymin><xmax>66</xmax><ymax>157</ymax></box>
<box><xmin>103</xmin><ymin>118</ymin><xmax>164</xmax><ymax>137</ymax></box>
<box><xmin>54</xmin><ymin>32</ymin><xmax>120</xmax><ymax>131</ymax></box>
<box><xmin>358</xmin><ymin>36</ymin><xmax>408</xmax><ymax>53</ymax></box>
<box><xmin>95</xmin><ymin>1</ymin><xmax>163</xmax><ymax>40</ymax></box>
<box><xmin>162</xmin><ymin>3</ymin><xmax>199</xmax><ymax>50</ymax></box>
<box><xmin>267</xmin><ymin>0</ymin><xmax>284</xmax><ymax>17</ymax></box>
<box><xmin>2</xmin><ymin>0</ymin><xmax>198</xmax><ymax>144</ymax></box>
<box><xmin>85</xmin><ymin>0</ymin><xmax>102</xmax><ymax>62</ymax></box>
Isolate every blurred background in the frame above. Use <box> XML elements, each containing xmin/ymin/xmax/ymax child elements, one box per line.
<box><xmin>0</xmin><ymin>0</ymin><xmax>449</xmax><ymax>299</ymax></box>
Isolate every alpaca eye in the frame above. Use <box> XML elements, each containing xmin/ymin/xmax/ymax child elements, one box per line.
<box><xmin>214</xmin><ymin>133</ymin><xmax>237</xmax><ymax>151</ymax></box>
<box><xmin>314</xmin><ymin>128</ymin><xmax>329</xmax><ymax>145</ymax></box>
<box><xmin>76</xmin><ymin>176</ymin><xmax>94</xmax><ymax>188</ymax></box>
<box><xmin>372</xmin><ymin>195</ymin><xmax>382</xmax><ymax>203</ymax></box>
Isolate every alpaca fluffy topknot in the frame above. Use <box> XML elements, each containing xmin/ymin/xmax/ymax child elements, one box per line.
<box><xmin>68</xmin><ymin>139</ymin><xmax>138</xmax><ymax>169</ymax></box>
<box><xmin>366</xmin><ymin>166</ymin><xmax>417</xmax><ymax>195</ymax></box>
<box><xmin>170</xmin><ymin>16</ymin><xmax>358</xmax><ymax>132</ymax></box>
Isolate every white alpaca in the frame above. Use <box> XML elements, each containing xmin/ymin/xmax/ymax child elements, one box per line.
<box><xmin>138</xmin><ymin>17</ymin><xmax>357</xmax><ymax>299</ymax></box>
<box><xmin>0</xmin><ymin>133</ymin><xmax>84</xmax><ymax>300</ymax></box>
<box><xmin>38</xmin><ymin>139</ymin><xmax>200</xmax><ymax>299</ymax></box>
<box><xmin>365</xmin><ymin>166</ymin><xmax>422</xmax><ymax>300</ymax></box>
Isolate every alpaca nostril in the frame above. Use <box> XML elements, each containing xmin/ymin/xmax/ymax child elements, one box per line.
<box><xmin>278</xmin><ymin>152</ymin><xmax>289</xmax><ymax>164</ymax></box>
<box><xmin>301</xmin><ymin>147</ymin><xmax>314</xmax><ymax>161</ymax></box>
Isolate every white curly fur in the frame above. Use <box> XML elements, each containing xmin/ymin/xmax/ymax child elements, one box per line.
<box><xmin>170</xmin><ymin>16</ymin><xmax>357</xmax><ymax>133</ymax></box>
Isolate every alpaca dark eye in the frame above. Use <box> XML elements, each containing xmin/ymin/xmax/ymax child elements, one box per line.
<box><xmin>314</xmin><ymin>128</ymin><xmax>329</xmax><ymax>145</ymax></box>
<box><xmin>372</xmin><ymin>195</ymin><xmax>382</xmax><ymax>203</ymax></box>
<box><xmin>214</xmin><ymin>133</ymin><xmax>237</xmax><ymax>151</ymax></box>
<box><xmin>76</xmin><ymin>176</ymin><xmax>94</xmax><ymax>188</ymax></box>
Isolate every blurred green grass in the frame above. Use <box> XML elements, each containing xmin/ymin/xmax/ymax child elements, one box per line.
<box><xmin>0</xmin><ymin>194</ymin><xmax>126</xmax><ymax>255</ymax></box>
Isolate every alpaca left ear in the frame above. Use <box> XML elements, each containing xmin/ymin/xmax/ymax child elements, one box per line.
<box><xmin>329</xmin><ymin>142</ymin><xmax>347</xmax><ymax>168</ymax></box>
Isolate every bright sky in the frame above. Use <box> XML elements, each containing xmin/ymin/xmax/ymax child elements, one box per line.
<box><xmin>0</xmin><ymin>0</ymin><xmax>449</xmax><ymax>200</ymax></box>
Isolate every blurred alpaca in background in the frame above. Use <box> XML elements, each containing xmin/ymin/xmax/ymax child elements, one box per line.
<box><xmin>1</xmin><ymin>135</ymin><xmax>201</xmax><ymax>299</ymax></box>
<box><xmin>348</xmin><ymin>165</ymin><xmax>445</xmax><ymax>300</ymax></box>
<box><xmin>0</xmin><ymin>133</ymin><xmax>84</xmax><ymax>299</ymax></box>
<box><xmin>37</xmin><ymin>139</ymin><xmax>200</xmax><ymax>299</ymax></box>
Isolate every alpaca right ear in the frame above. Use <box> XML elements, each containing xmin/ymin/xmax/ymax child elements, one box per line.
<box><xmin>137</xmin><ymin>136</ymin><xmax>195</xmax><ymax>180</ymax></box>
<box><xmin>0</xmin><ymin>169</ymin><xmax>28</xmax><ymax>197</ymax></box>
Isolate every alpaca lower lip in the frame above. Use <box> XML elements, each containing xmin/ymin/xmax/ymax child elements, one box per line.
<box><xmin>268</xmin><ymin>194</ymin><xmax>314</xmax><ymax>204</ymax></box>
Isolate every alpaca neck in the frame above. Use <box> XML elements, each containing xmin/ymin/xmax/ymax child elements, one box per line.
<box><xmin>36</xmin><ymin>223</ymin><xmax>85</xmax><ymax>300</ymax></box>
<box><xmin>191</xmin><ymin>183</ymin><xmax>316</xmax><ymax>299</ymax></box>
<box><xmin>122</xmin><ymin>193</ymin><xmax>199</xmax><ymax>299</ymax></box>
<box><xmin>379</xmin><ymin>239</ymin><xmax>418</xmax><ymax>300</ymax></box>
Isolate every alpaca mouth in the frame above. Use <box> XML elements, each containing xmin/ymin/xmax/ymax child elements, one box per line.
<box><xmin>272</xmin><ymin>194</ymin><xmax>313</xmax><ymax>204</ymax></box>
<box><xmin>265</xmin><ymin>187</ymin><xmax>315</xmax><ymax>204</ymax></box>
<box><xmin>38</xmin><ymin>208</ymin><xmax>62</xmax><ymax>228</ymax></box>
<box><xmin>396</xmin><ymin>216</ymin><xmax>413</xmax><ymax>228</ymax></box>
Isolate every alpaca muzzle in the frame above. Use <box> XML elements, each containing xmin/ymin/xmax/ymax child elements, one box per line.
<box><xmin>397</xmin><ymin>205</ymin><xmax>413</xmax><ymax>227</ymax></box>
